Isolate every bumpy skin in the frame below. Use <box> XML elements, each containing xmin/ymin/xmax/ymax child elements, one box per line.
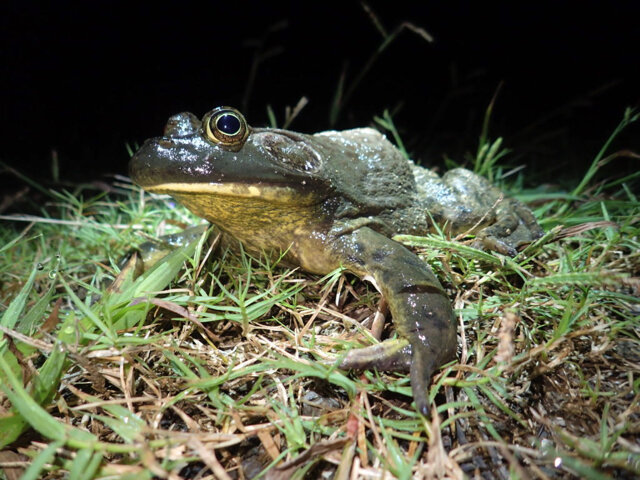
<box><xmin>130</xmin><ymin>108</ymin><xmax>543</xmax><ymax>415</ymax></box>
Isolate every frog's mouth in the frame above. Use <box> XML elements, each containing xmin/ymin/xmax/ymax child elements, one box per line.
<box><xmin>144</xmin><ymin>181</ymin><xmax>322</xmax><ymax>205</ymax></box>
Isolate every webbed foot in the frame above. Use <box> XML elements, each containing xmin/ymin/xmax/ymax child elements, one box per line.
<box><xmin>340</xmin><ymin>338</ymin><xmax>412</xmax><ymax>373</ymax></box>
<box><xmin>473</xmin><ymin>198</ymin><xmax>544</xmax><ymax>256</ymax></box>
<box><xmin>420</xmin><ymin>168</ymin><xmax>544</xmax><ymax>256</ymax></box>
<box><xmin>339</xmin><ymin>337</ymin><xmax>448</xmax><ymax>415</ymax></box>
<box><xmin>130</xmin><ymin>224</ymin><xmax>210</xmax><ymax>270</ymax></box>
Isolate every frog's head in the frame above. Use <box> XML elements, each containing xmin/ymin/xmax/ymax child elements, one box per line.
<box><xmin>130</xmin><ymin>107</ymin><xmax>330</xmax><ymax>202</ymax></box>
<box><xmin>130</xmin><ymin>107</ymin><xmax>335</xmax><ymax>236</ymax></box>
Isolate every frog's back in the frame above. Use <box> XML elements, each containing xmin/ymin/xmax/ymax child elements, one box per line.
<box><xmin>312</xmin><ymin>128</ymin><xmax>429</xmax><ymax>235</ymax></box>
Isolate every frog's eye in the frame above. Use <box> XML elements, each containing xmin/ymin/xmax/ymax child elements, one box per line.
<box><xmin>203</xmin><ymin>107</ymin><xmax>249</xmax><ymax>151</ymax></box>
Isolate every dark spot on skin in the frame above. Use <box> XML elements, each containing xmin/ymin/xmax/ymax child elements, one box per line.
<box><xmin>371</xmin><ymin>248</ymin><xmax>390</xmax><ymax>264</ymax></box>
<box><xmin>422</xmin><ymin>309</ymin><xmax>454</xmax><ymax>331</ymax></box>
<box><xmin>346</xmin><ymin>254</ymin><xmax>365</xmax><ymax>266</ymax></box>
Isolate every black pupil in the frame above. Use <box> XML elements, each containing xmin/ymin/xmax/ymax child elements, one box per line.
<box><xmin>216</xmin><ymin>113</ymin><xmax>241</xmax><ymax>135</ymax></box>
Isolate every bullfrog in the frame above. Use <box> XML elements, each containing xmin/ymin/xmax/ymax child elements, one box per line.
<box><xmin>129</xmin><ymin>106</ymin><xmax>543</xmax><ymax>414</ymax></box>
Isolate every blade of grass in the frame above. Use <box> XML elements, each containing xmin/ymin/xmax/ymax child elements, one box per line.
<box><xmin>68</xmin><ymin>448</ymin><xmax>103</xmax><ymax>480</ymax></box>
<box><xmin>0</xmin><ymin>262</ymin><xmax>39</xmax><ymax>330</ymax></box>
<box><xmin>19</xmin><ymin>440</ymin><xmax>65</xmax><ymax>480</ymax></box>
<box><xmin>572</xmin><ymin>108</ymin><xmax>638</xmax><ymax>197</ymax></box>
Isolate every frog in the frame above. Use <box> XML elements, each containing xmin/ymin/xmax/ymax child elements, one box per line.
<box><xmin>129</xmin><ymin>106</ymin><xmax>543</xmax><ymax>415</ymax></box>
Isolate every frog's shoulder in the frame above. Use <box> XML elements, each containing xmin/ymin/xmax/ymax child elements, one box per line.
<box><xmin>312</xmin><ymin>127</ymin><xmax>417</xmax><ymax>209</ymax></box>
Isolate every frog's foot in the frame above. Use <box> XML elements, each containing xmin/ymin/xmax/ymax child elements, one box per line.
<box><xmin>132</xmin><ymin>224</ymin><xmax>210</xmax><ymax>271</ymax></box>
<box><xmin>474</xmin><ymin>199</ymin><xmax>544</xmax><ymax>256</ymax></box>
<box><xmin>339</xmin><ymin>338</ymin><xmax>440</xmax><ymax>415</ymax></box>
<box><xmin>339</xmin><ymin>338</ymin><xmax>412</xmax><ymax>373</ymax></box>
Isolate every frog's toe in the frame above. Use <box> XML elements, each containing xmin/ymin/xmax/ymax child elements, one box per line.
<box><xmin>339</xmin><ymin>338</ymin><xmax>412</xmax><ymax>373</ymax></box>
<box><xmin>513</xmin><ymin>202</ymin><xmax>544</xmax><ymax>239</ymax></box>
<box><xmin>339</xmin><ymin>339</ymin><xmax>443</xmax><ymax>415</ymax></box>
<box><xmin>410</xmin><ymin>364</ymin><xmax>433</xmax><ymax>416</ymax></box>
<box><xmin>477</xmin><ymin>214</ymin><xmax>542</xmax><ymax>256</ymax></box>
<box><xmin>475</xmin><ymin>235</ymin><xmax>518</xmax><ymax>256</ymax></box>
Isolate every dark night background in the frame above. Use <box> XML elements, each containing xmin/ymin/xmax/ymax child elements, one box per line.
<box><xmin>1</xmin><ymin>1</ymin><xmax>639</xmax><ymax>196</ymax></box>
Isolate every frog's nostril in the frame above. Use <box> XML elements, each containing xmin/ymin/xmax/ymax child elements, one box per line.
<box><xmin>163</xmin><ymin>112</ymin><xmax>201</xmax><ymax>137</ymax></box>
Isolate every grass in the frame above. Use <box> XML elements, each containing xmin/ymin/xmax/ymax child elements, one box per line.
<box><xmin>0</xmin><ymin>109</ymin><xmax>639</xmax><ymax>479</ymax></box>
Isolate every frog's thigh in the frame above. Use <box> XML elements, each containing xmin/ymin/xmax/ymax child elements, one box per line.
<box><xmin>440</xmin><ymin>168</ymin><xmax>500</xmax><ymax>204</ymax></box>
<box><xmin>421</xmin><ymin>168</ymin><xmax>500</xmax><ymax>232</ymax></box>
<box><xmin>443</xmin><ymin>169</ymin><xmax>542</xmax><ymax>254</ymax></box>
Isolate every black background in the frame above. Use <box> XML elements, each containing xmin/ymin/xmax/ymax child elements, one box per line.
<box><xmin>1</xmin><ymin>1</ymin><xmax>639</xmax><ymax>190</ymax></box>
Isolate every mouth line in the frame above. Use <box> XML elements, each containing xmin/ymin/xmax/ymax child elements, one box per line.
<box><xmin>142</xmin><ymin>181</ymin><xmax>322</xmax><ymax>205</ymax></box>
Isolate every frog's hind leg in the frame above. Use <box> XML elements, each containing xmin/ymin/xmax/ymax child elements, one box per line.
<box><xmin>332</xmin><ymin>226</ymin><xmax>457</xmax><ymax>415</ymax></box>
<box><xmin>474</xmin><ymin>197</ymin><xmax>544</xmax><ymax>255</ymax></box>
<box><xmin>419</xmin><ymin>167</ymin><xmax>543</xmax><ymax>256</ymax></box>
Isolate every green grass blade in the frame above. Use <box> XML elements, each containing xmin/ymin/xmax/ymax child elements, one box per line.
<box><xmin>0</xmin><ymin>352</ymin><xmax>67</xmax><ymax>441</ymax></box>
<box><xmin>572</xmin><ymin>108</ymin><xmax>638</xmax><ymax>197</ymax></box>
<box><xmin>19</xmin><ymin>440</ymin><xmax>65</xmax><ymax>480</ymax></box>
<box><xmin>67</xmin><ymin>448</ymin><xmax>103</xmax><ymax>480</ymax></box>
<box><xmin>17</xmin><ymin>278</ymin><xmax>56</xmax><ymax>334</ymax></box>
<box><xmin>0</xmin><ymin>339</ymin><xmax>67</xmax><ymax>448</ymax></box>
<box><xmin>0</xmin><ymin>262</ymin><xmax>38</xmax><ymax>329</ymax></box>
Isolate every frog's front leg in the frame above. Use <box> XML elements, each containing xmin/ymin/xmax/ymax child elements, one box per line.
<box><xmin>132</xmin><ymin>224</ymin><xmax>210</xmax><ymax>270</ymax></box>
<box><xmin>332</xmin><ymin>226</ymin><xmax>457</xmax><ymax>415</ymax></box>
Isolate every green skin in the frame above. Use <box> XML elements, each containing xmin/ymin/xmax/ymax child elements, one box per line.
<box><xmin>129</xmin><ymin>108</ymin><xmax>543</xmax><ymax>415</ymax></box>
